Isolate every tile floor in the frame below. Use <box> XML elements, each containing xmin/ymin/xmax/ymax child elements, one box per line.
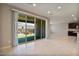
<box><xmin>0</xmin><ymin>36</ymin><xmax>78</xmax><ymax>56</ymax></box>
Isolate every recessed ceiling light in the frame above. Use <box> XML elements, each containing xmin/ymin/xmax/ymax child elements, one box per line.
<box><xmin>48</xmin><ymin>11</ymin><xmax>51</xmax><ymax>14</ymax></box>
<box><xmin>57</xmin><ymin>6</ymin><xmax>62</xmax><ymax>9</ymax></box>
<box><xmin>72</xmin><ymin>14</ymin><xmax>75</xmax><ymax>17</ymax></box>
<box><xmin>33</xmin><ymin>3</ymin><xmax>36</xmax><ymax>7</ymax></box>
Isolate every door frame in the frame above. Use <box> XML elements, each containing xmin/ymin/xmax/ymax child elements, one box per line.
<box><xmin>11</xmin><ymin>9</ymin><xmax>48</xmax><ymax>47</ymax></box>
<box><xmin>12</xmin><ymin>11</ymin><xmax>18</xmax><ymax>47</ymax></box>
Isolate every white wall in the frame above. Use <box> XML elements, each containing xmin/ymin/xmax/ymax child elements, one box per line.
<box><xmin>0</xmin><ymin>4</ymin><xmax>12</xmax><ymax>49</ymax></box>
<box><xmin>0</xmin><ymin>5</ymin><xmax>2</xmax><ymax>48</ymax></box>
<box><xmin>50</xmin><ymin>23</ymin><xmax>68</xmax><ymax>36</ymax></box>
<box><xmin>49</xmin><ymin>16</ymin><xmax>68</xmax><ymax>38</ymax></box>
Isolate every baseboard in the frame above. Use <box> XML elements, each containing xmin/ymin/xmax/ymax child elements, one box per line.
<box><xmin>0</xmin><ymin>45</ymin><xmax>12</xmax><ymax>50</ymax></box>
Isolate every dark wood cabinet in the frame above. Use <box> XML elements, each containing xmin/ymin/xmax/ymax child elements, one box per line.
<box><xmin>68</xmin><ymin>23</ymin><xmax>77</xmax><ymax>29</ymax></box>
<box><xmin>68</xmin><ymin>22</ymin><xmax>77</xmax><ymax>36</ymax></box>
<box><xmin>68</xmin><ymin>31</ymin><xmax>77</xmax><ymax>36</ymax></box>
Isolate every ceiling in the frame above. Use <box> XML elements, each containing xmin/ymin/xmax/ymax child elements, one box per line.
<box><xmin>7</xmin><ymin>3</ymin><xmax>79</xmax><ymax>23</ymax></box>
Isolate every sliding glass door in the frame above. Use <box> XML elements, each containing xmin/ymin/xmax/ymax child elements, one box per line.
<box><xmin>36</xmin><ymin>19</ymin><xmax>46</xmax><ymax>40</ymax></box>
<box><xmin>17</xmin><ymin>13</ymin><xmax>46</xmax><ymax>45</ymax></box>
<box><xmin>26</xmin><ymin>16</ymin><xmax>35</xmax><ymax>42</ymax></box>
<box><xmin>36</xmin><ymin>18</ymin><xmax>42</xmax><ymax>39</ymax></box>
<box><xmin>41</xmin><ymin>20</ymin><xmax>46</xmax><ymax>38</ymax></box>
<box><xmin>17</xmin><ymin>14</ymin><xmax>27</xmax><ymax>44</ymax></box>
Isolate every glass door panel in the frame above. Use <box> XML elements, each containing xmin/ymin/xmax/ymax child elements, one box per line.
<box><xmin>41</xmin><ymin>20</ymin><xmax>46</xmax><ymax>38</ymax></box>
<box><xmin>36</xmin><ymin>18</ymin><xmax>42</xmax><ymax>39</ymax></box>
<box><xmin>17</xmin><ymin>13</ymin><xmax>46</xmax><ymax>45</ymax></box>
<box><xmin>17</xmin><ymin>14</ymin><xmax>26</xmax><ymax>44</ymax></box>
<box><xmin>27</xmin><ymin>16</ymin><xmax>35</xmax><ymax>42</ymax></box>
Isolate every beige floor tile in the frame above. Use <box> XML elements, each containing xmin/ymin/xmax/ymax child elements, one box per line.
<box><xmin>0</xmin><ymin>36</ymin><xmax>78</xmax><ymax>56</ymax></box>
